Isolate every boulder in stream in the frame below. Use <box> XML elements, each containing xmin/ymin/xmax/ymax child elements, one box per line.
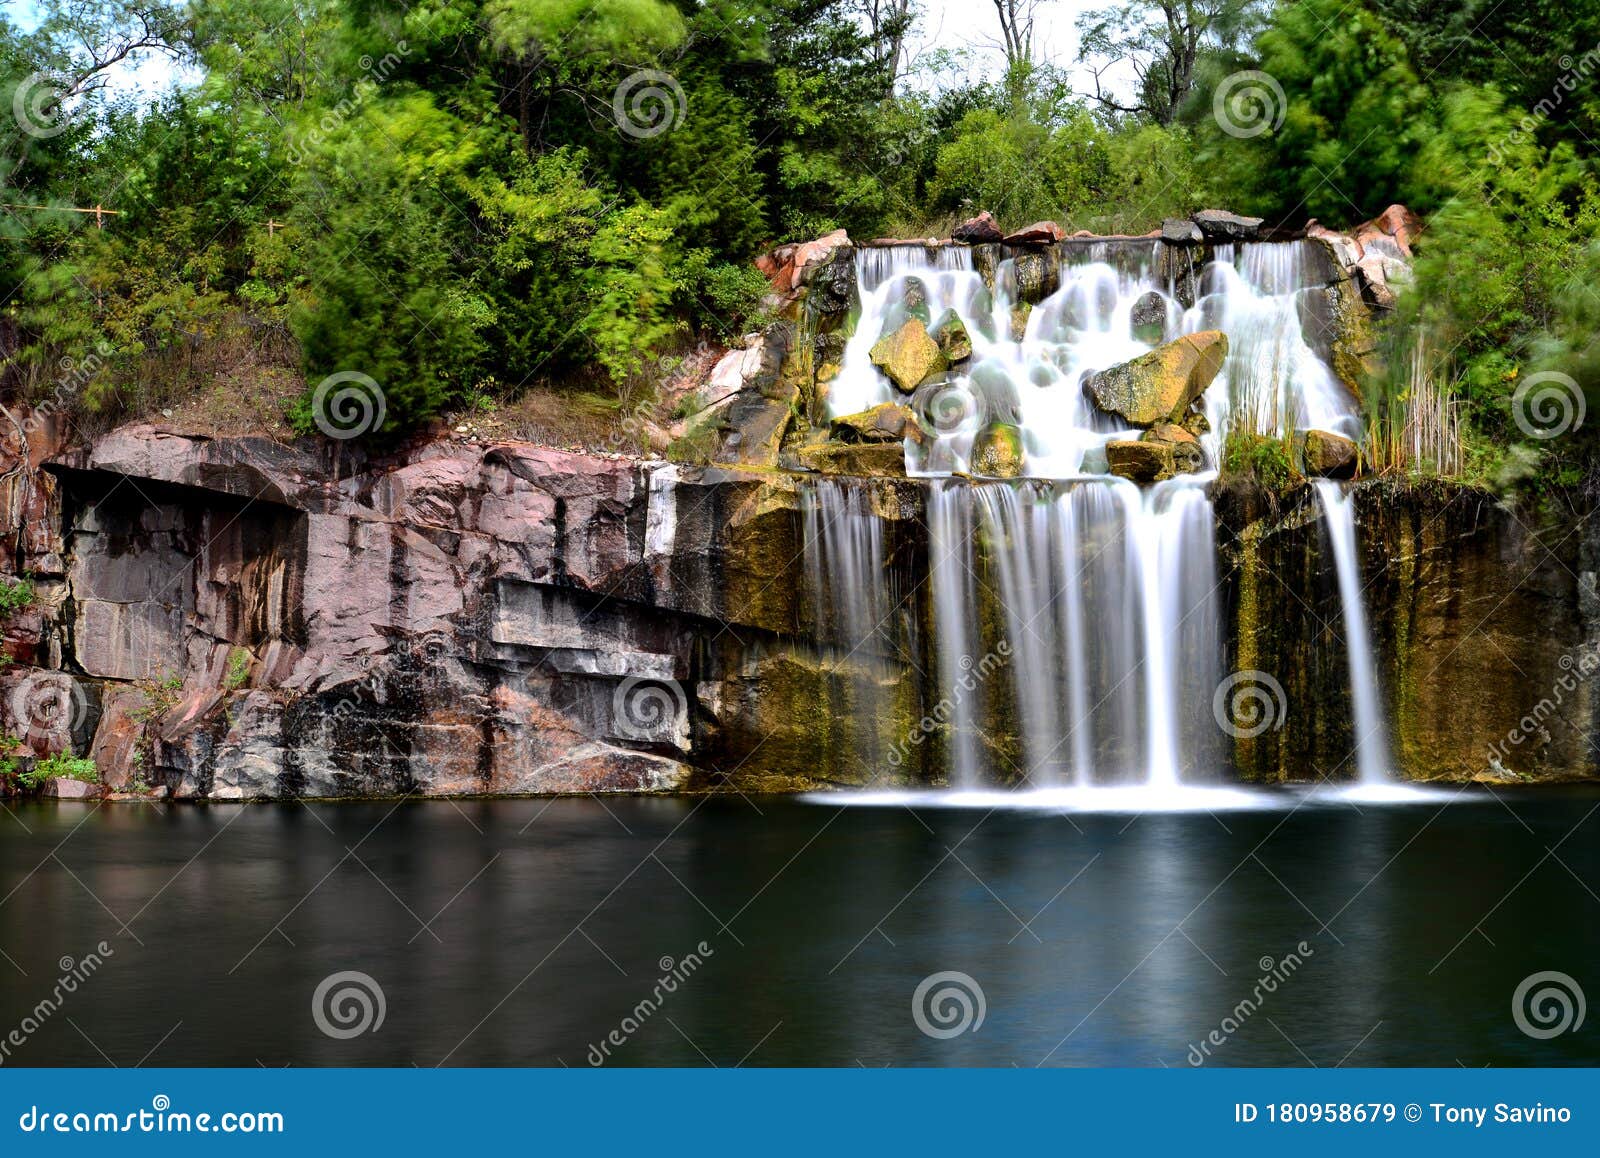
<box><xmin>1298</xmin><ymin>429</ymin><xmax>1360</xmax><ymax>478</ymax></box>
<box><xmin>970</xmin><ymin>421</ymin><xmax>1024</xmax><ymax>478</ymax></box>
<box><xmin>1131</xmin><ymin>291</ymin><xmax>1167</xmax><ymax>344</ymax></box>
<box><xmin>1105</xmin><ymin>439</ymin><xmax>1175</xmax><ymax>483</ymax></box>
<box><xmin>869</xmin><ymin>318</ymin><xmax>947</xmax><ymax>393</ymax></box>
<box><xmin>931</xmin><ymin>310</ymin><xmax>973</xmax><ymax>363</ymax></box>
<box><xmin>1086</xmin><ymin>331</ymin><xmax>1230</xmax><ymax>426</ymax></box>
<box><xmin>830</xmin><ymin>403</ymin><xmax>920</xmax><ymax>444</ymax></box>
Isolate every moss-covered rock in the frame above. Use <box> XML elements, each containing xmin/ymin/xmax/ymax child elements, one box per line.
<box><xmin>1131</xmin><ymin>291</ymin><xmax>1167</xmax><ymax>345</ymax></box>
<box><xmin>869</xmin><ymin>318</ymin><xmax>947</xmax><ymax>393</ymax></box>
<box><xmin>1087</xmin><ymin>331</ymin><xmax>1229</xmax><ymax>426</ymax></box>
<box><xmin>1106</xmin><ymin>439</ymin><xmax>1175</xmax><ymax>482</ymax></box>
<box><xmin>931</xmin><ymin>309</ymin><xmax>973</xmax><ymax>363</ymax></box>
<box><xmin>796</xmin><ymin>442</ymin><xmax>907</xmax><ymax>476</ymax></box>
<box><xmin>831</xmin><ymin>403</ymin><xmax>920</xmax><ymax>444</ymax></box>
<box><xmin>970</xmin><ymin>421</ymin><xmax>1024</xmax><ymax>478</ymax></box>
<box><xmin>1214</xmin><ymin>479</ymin><xmax>1598</xmax><ymax>785</ymax></box>
<box><xmin>1328</xmin><ymin>276</ymin><xmax>1380</xmax><ymax>396</ymax></box>
<box><xmin>879</xmin><ymin>276</ymin><xmax>932</xmax><ymax>334</ymax></box>
<box><xmin>1008</xmin><ymin>303</ymin><xmax>1032</xmax><ymax>342</ymax></box>
<box><xmin>1298</xmin><ymin>429</ymin><xmax>1360</xmax><ymax>478</ymax></box>
<box><xmin>1142</xmin><ymin>427</ymin><xmax>1204</xmax><ymax>473</ymax></box>
<box><xmin>1009</xmin><ymin>251</ymin><xmax>1053</xmax><ymax>302</ymax></box>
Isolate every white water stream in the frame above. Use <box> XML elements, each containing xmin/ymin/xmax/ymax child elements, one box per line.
<box><xmin>1313</xmin><ymin>479</ymin><xmax>1392</xmax><ymax>784</ymax></box>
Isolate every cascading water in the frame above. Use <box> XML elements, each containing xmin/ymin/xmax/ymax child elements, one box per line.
<box><xmin>800</xmin><ymin>479</ymin><xmax>897</xmax><ymax>772</ymax></box>
<box><xmin>1313</xmin><ymin>480</ymin><xmax>1392</xmax><ymax>784</ymax></box>
<box><xmin>813</xmin><ymin>238</ymin><xmax>1370</xmax><ymax>791</ymax></box>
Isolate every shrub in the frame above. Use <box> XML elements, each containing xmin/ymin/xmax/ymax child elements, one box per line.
<box><xmin>32</xmin><ymin>752</ymin><xmax>98</xmax><ymax>785</ymax></box>
<box><xmin>0</xmin><ymin>576</ymin><xmax>36</xmax><ymax>619</ymax></box>
<box><xmin>0</xmin><ymin>740</ymin><xmax>98</xmax><ymax>791</ymax></box>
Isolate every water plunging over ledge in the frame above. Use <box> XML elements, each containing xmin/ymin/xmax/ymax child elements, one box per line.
<box><xmin>805</xmin><ymin>238</ymin><xmax>1382</xmax><ymax>791</ymax></box>
<box><xmin>1314</xmin><ymin>479</ymin><xmax>1393</xmax><ymax>786</ymax></box>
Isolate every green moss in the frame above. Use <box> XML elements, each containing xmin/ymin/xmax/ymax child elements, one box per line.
<box><xmin>667</xmin><ymin>422</ymin><xmax>725</xmax><ymax>465</ymax></box>
<box><xmin>1222</xmin><ymin>432</ymin><xmax>1300</xmax><ymax>491</ymax></box>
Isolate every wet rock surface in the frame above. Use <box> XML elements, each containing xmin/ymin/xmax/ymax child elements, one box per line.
<box><xmin>1215</xmin><ymin>478</ymin><xmax>1600</xmax><ymax>784</ymax></box>
<box><xmin>1086</xmin><ymin>332</ymin><xmax>1229</xmax><ymax>426</ymax></box>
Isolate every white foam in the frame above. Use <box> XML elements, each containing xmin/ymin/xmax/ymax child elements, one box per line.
<box><xmin>801</xmin><ymin>782</ymin><xmax>1478</xmax><ymax>813</ymax></box>
<box><xmin>1301</xmin><ymin>782</ymin><xmax>1466</xmax><ymax>806</ymax></box>
<box><xmin>801</xmin><ymin>785</ymin><xmax>1282</xmax><ymax>814</ymax></box>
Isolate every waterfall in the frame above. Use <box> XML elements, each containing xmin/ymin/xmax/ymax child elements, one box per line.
<box><xmin>807</xmin><ymin>239</ymin><xmax>1377</xmax><ymax>790</ymax></box>
<box><xmin>1126</xmin><ymin>477</ymin><xmax>1223</xmax><ymax>787</ymax></box>
<box><xmin>927</xmin><ymin>480</ymin><xmax>982</xmax><ymax>786</ymax></box>
<box><xmin>801</xmin><ymin>478</ymin><xmax>895</xmax><ymax>773</ymax></box>
<box><xmin>1313</xmin><ymin>480</ymin><xmax>1391</xmax><ymax>784</ymax></box>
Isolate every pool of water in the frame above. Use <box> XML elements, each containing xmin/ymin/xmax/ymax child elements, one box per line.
<box><xmin>1</xmin><ymin>787</ymin><xmax>1596</xmax><ymax>1066</ymax></box>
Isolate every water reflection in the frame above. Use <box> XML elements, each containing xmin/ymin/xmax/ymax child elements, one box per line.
<box><xmin>0</xmin><ymin>792</ymin><xmax>1595</xmax><ymax>1066</ymax></box>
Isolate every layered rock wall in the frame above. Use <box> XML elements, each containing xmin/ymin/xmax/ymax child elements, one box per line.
<box><xmin>0</xmin><ymin>419</ymin><xmax>927</xmax><ymax>797</ymax></box>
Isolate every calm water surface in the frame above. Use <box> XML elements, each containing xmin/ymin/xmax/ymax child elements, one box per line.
<box><xmin>1</xmin><ymin>789</ymin><xmax>1597</xmax><ymax>1066</ymax></box>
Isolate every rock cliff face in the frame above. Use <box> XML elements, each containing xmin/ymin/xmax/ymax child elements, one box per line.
<box><xmin>1216</xmin><ymin>480</ymin><xmax>1600</xmax><ymax>784</ymax></box>
<box><xmin>0</xmin><ymin>418</ymin><xmax>928</xmax><ymax>798</ymax></box>
<box><xmin>3</xmin><ymin>414</ymin><xmax>1595</xmax><ymax>798</ymax></box>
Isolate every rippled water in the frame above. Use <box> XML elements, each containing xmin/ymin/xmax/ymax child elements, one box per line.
<box><xmin>1</xmin><ymin>791</ymin><xmax>1596</xmax><ymax>1066</ymax></box>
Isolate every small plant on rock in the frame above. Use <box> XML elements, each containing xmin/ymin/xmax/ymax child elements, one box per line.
<box><xmin>0</xmin><ymin>575</ymin><xmax>35</xmax><ymax>620</ymax></box>
<box><xmin>33</xmin><ymin>752</ymin><xmax>98</xmax><ymax>785</ymax></box>
<box><xmin>0</xmin><ymin>739</ymin><xmax>98</xmax><ymax>791</ymax></box>
<box><xmin>224</xmin><ymin>647</ymin><xmax>252</xmax><ymax>691</ymax></box>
